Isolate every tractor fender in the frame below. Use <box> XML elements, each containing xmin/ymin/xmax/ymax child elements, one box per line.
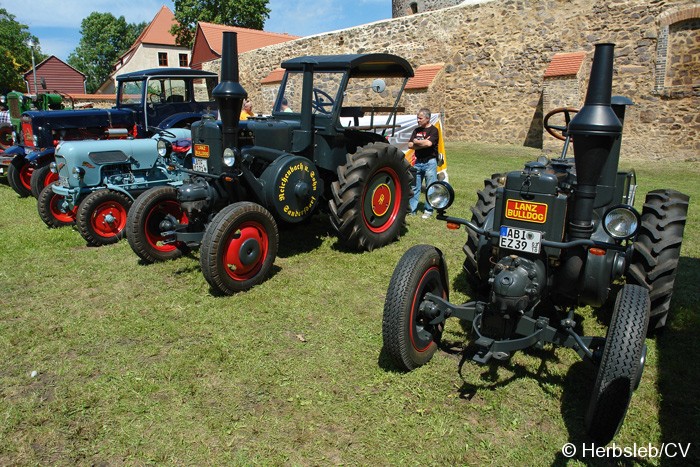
<box><xmin>25</xmin><ymin>147</ymin><xmax>55</xmax><ymax>164</ymax></box>
<box><xmin>432</xmin><ymin>245</ymin><xmax>451</xmax><ymax>303</ymax></box>
<box><xmin>102</xmin><ymin>183</ymin><xmax>136</xmax><ymax>201</ymax></box>
<box><xmin>2</xmin><ymin>145</ymin><xmax>26</xmax><ymax>157</ymax></box>
<box><xmin>159</xmin><ymin>112</ymin><xmax>213</xmax><ymax>130</ymax></box>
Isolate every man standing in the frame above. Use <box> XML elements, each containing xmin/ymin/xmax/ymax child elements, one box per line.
<box><xmin>408</xmin><ymin>108</ymin><xmax>440</xmax><ymax>218</ymax></box>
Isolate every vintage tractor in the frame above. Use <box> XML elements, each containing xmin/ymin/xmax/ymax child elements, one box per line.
<box><xmin>37</xmin><ymin>127</ymin><xmax>193</xmax><ymax>246</ymax></box>
<box><xmin>382</xmin><ymin>43</ymin><xmax>689</xmax><ymax>445</ymax></box>
<box><xmin>127</xmin><ymin>32</ymin><xmax>414</xmax><ymax>294</ymax></box>
<box><xmin>3</xmin><ymin>69</ymin><xmax>218</xmax><ymax>198</ymax></box>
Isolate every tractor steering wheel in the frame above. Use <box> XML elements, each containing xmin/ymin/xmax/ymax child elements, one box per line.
<box><xmin>148</xmin><ymin>126</ymin><xmax>177</xmax><ymax>139</ymax></box>
<box><xmin>312</xmin><ymin>88</ymin><xmax>334</xmax><ymax>114</ymax></box>
<box><xmin>544</xmin><ymin>107</ymin><xmax>579</xmax><ymax>141</ymax></box>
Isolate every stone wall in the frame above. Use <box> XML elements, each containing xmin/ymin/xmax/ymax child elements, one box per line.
<box><xmin>205</xmin><ymin>0</ymin><xmax>699</xmax><ymax>161</ymax></box>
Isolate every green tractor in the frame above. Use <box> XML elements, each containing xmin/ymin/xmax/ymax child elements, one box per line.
<box><xmin>127</xmin><ymin>31</ymin><xmax>415</xmax><ymax>294</ymax></box>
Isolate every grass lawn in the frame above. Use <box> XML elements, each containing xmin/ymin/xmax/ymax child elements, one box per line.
<box><xmin>1</xmin><ymin>142</ymin><xmax>698</xmax><ymax>465</ymax></box>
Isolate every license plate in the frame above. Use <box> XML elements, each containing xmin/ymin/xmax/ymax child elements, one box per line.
<box><xmin>499</xmin><ymin>226</ymin><xmax>542</xmax><ymax>254</ymax></box>
<box><xmin>193</xmin><ymin>157</ymin><xmax>208</xmax><ymax>173</ymax></box>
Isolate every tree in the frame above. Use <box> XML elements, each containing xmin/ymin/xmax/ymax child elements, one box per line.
<box><xmin>0</xmin><ymin>8</ymin><xmax>45</xmax><ymax>94</ymax></box>
<box><xmin>67</xmin><ymin>13</ymin><xmax>146</xmax><ymax>93</ymax></box>
<box><xmin>171</xmin><ymin>0</ymin><xmax>271</xmax><ymax>48</ymax></box>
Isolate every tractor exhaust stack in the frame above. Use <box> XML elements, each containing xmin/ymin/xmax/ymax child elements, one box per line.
<box><xmin>212</xmin><ymin>31</ymin><xmax>247</xmax><ymax>153</ymax></box>
<box><xmin>567</xmin><ymin>43</ymin><xmax>622</xmax><ymax>239</ymax></box>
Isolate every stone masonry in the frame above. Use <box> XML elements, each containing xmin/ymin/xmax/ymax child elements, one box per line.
<box><xmin>203</xmin><ymin>0</ymin><xmax>699</xmax><ymax>161</ymax></box>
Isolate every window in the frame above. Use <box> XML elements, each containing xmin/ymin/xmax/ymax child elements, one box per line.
<box><xmin>158</xmin><ymin>52</ymin><xmax>168</xmax><ymax>67</ymax></box>
<box><xmin>179</xmin><ymin>54</ymin><xmax>189</xmax><ymax>67</ymax></box>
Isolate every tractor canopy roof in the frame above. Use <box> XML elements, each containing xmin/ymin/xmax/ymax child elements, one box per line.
<box><xmin>116</xmin><ymin>68</ymin><xmax>218</xmax><ymax>81</ymax></box>
<box><xmin>281</xmin><ymin>54</ymin><xmax>414</xmax><ymax>78</ymax></box>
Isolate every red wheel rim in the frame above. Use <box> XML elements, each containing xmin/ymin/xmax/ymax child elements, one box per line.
<box><xmin>409</xmin><ymin>266</ymin><xmax>443</xmax><ymax>352</ymax></box>
<box><xmin>362</xmin><ymin>167</ymin><xmax>402</xmax><ymax>234</ymax></box>
<box><xmin>223</xmin><ymin>221</ymin><xmax>269</xmax><ymax>281</ymax></box>
<box><xmin>144</xmin><ymin>200</ymin><xmax>187</xmax><ymax>252</ymax></box>
<box><xmin>19</xmin><ymin>164</ymin><xmax>34</xmax><ymax>191</ymax></box>
<box><xmin>50</xmin><ymin>194</ymin><xmax>78</xmax><ymax>223</ymax></box>
<box><xmin>43</xmin><ymin>171</ymin><xmax>58</xmax><ymax>189</ymax></box>
<box><xmin>90</xmin><ymin>200</ymin><xmax>128</xmax><ymax>238</ymax></box>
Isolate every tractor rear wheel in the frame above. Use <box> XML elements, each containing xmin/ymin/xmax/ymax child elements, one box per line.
<box><xmin>200</xmin><ymin>202</ymin><xmax>279</xmax><ymax>295</ymax></box>
<box><xmin>329</xmin><ymin>142</ymin><xmax>412</xmax><ymax>251</ymax></box>
<box><xmin>627</xmin><ymin>189</ymin><xmax>689</xmax><ymax>331</ymax></box>
<box><xmin>77</xmin><ymin>190</ymin><xmax>132</xmax><ymax>246</ymax></box>
<box><xmin>30</xmin><ymin>163</ymin><xmax>58</xmax><ymax>199</ymax></box>
<box><xmin>585</xmin><ymin>284</ymin><xmax>649</xmax><ymax>445</ymax></box>
<box><xmin>463</xmin><ymin>174</ymin><xmax>503</xmax><ymax>295</ymax></box>
<box><xmin>7</xmin><ymin>157</ymin><xmax>33</xmax><ymax>197</ymax></box>
<box><xmin>383</xmin><ymin>244</ymin><xmax>447</xmax><ymax>371</ymax></box>
<box><xmin>37</xmin><ymin>183</ymin><xmax>78</xmax><ymax>228</ymax></box>
<box><xmin>126</xmin><ymin>186</ymin><xmax>189</xmax><ymax>263</ymax></box>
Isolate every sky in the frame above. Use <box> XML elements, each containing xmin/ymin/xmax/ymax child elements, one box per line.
<box><xmin>2</xmin><ymin>0</ymin><xmax>392</xmax><ymax>62</ymax></box>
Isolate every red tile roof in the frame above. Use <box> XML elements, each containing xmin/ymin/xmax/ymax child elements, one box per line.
<box><xmin>198</xmin><ymin>22</ymin><xmax>300</xmax><ymax>54</ymax></box>
<box><xmin>260</xmin><ymin>68</ymin><xmax>285</xmax><ymax>84</ymax></box>
<box><xmin>544</xmin><ymin>52</ymin><xmax>586</xmax><ymax>78</ymax></box>
<box><xmin>136</xmin><ymin>5</ymin><xmax>179</xmax><ymax>46</ymax></box>
<box><xmin>405</xmin><ymin>63</ymin><xmax>444</xmax><ymax>90</ymax></box>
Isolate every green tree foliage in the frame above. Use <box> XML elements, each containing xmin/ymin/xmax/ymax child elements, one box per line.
<box><xmin>67</xmin><ymin>13</ymin><xmax>146</xmax><ymax>93</ymax></box>
<box><xmin>0</xmin><ymin>8</ymin><xmax>46</xmax><ymax>94</ymax></box>
<box><xmin>171</xmin><ymin>0</ymin><xmax>271</xmax><ymax>48</ymax></box>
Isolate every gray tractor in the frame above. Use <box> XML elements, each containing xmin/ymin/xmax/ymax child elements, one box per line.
<box><xmin>382</xmin><ymin>43</ymin><xmax>688</xmax><ymax>445</ymax></box>
<box><xmin>127</xmin><ymin>32</ymin><xmax>414</xmax><ymax>294</ymax></box>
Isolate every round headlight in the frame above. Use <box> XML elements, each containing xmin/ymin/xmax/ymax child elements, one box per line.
<box><xmin>71</xmin><ymin>166</ymin><xmax>85</xmax><ymax>179</ymax></box>
<box><xmin>603</xmin><ymin>205</ymin><xmax>640</xmax><ymax>240</ymax></box>
<box><xmin>49</xmin><ymin>162</ymin><xmax>57</xmax><ymax>173</ymax></box>
<box><xmin>426</xmin><ymin>181</ymin><xmax>454</xmax><ymax>211</ymax></box>
<box><xmin>223</xmin><ymin>148</ymin><xmax>236</xmax><ymax>167</ymax></box>
<box><xmin>157</xmin><ymin>139</ymin><xmax>169</xmax><ymax>157</ymax></box>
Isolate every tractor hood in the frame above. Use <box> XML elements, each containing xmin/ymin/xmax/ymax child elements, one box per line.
<box><xmin>22</xmin><ymin>108</ymin><xmax>135</xmax><ymax>130</ymax></box>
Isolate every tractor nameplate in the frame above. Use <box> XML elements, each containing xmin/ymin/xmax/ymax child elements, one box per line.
<box><xmin>194</xmin><ymin>144</ymin><xmax>210</xmax><ymax>158</ymax></box>
<box><xmin>504</xmin><ymin>199</ymin><xmax>547</xmax><ymax>224</ymax></box>
<box><xmin>193</xmin><ymin>158</ymin><xmax>208</xmax><ymax>173</ymax></box>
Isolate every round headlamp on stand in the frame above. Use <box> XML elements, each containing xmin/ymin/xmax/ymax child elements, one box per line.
<box><xmin>157</xmin><ymin>139</ymin><xmax>171</xmax><ymax>157</ymax></box>
<box><xmin>223</xmin><ymin>147</ymin><xmax>237</xmax><ymax>167</ymax></box>
<box><xmin>426</xmin><ymin>181</ymin><xmax>455</xmax><ymax>211</ymax></box>
<box><xmin>602</xmin><ymin>205</ymin><xmax>640</xmax><ymax>240</ymax></box>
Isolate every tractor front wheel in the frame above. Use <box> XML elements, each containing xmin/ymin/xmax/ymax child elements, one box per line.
<box><xmin>585</xmin><ymin>284</ymin><xmax>650</xmax><ymax>445</ymax></box>
<box><xmin>382</xmin><ymin>244</ymin><xmax>447</xmax><ymax>371</ymax></box>
<box><xmin>7</xmin><ymin>157</ymin><xmax>33</xmax><ymax>197</ymax></box>
<box><xmin>126</xmin><ymin>186</ymin><xmax>189</xmax><ymax>263</ymax></box>
<box><xmin>37</xmin><ymin>183</ymin><xmax>78</xmax><ymax>228</ymax></box>
<box><xmin>330</xmin><ymin>142</ymin><xmax>412</xmax><ymax>251</ymax></box>
<box><xmin>30</xmin><ymin>163</ymin><xmax>58</xmax><ymax>199</ymax></box>
<box><xmin>628</xmin><ymin>189</ymin><xmax>689</xmax><ymax>331</ymax></box>
<box><xmin>200</xmin><ymin>202</ymin><xmax>278</xmax><ymax>295</ymax></box>
<box><xmin>77</xmin><ymin>190</ymin><xmax>132</xmax><ymax>246</ymax></box>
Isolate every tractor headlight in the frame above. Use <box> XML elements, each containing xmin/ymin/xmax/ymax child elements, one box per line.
<box><xmin>49</xmin><ymin>162</ymin><xmax>57</xmax><ymax>173</ymax></box>
<box><xmin>71</xmin><ymin>166</ymin><xmax>85</xmax><ymax>179</ymax></box>
<box><xmin>157</xmin><ymin>139</ymin><xmax>170</xmax><ymax>157</ymax></box>
<box><xmin>223</xmin><ymin>147</ymin><xmax>236</xmax><ymax>167</ymax></box>
<box><xmin>603</xmin><ymin>205</ymin><xmax>640</xmax><ymax>240</ymax></box>
<box><xmin>426</xmin><ymin>181</ymin><xmax>454</xmax><ymax>211</ymax></box>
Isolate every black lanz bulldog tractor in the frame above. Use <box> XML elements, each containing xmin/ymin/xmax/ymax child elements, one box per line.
<box><xmin>382</xmin><ymin>43</ymin><xmax>689</xmax><ymax>445</ymax></box>
<box><xmin>126</xmin><ymin>32</ymin><xmax>413</xmax><ymax>294</ymax></box>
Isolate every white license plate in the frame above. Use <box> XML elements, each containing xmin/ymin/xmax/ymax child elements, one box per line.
<box><xmin>499</xmin><ymin>226</ymin><xmax>542</xmax><ymax>254</ymax></box>
<box><xmin>193</xmin><ymin>157</ymin><xmax>208</xmax><ymax>173</ymax></box>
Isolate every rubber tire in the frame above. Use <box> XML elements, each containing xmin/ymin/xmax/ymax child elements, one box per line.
<box><xmin>585</xmin><ymin>284</ymin><xmax>650</xmax><ymax>445</ymax></box>
<box><xmin>126</xmin><ymin>186</ymin><xmax>189</xmax><ymax>263</ymax></box>
<box><xmin>382</xmin><ymin>244</ymin><xmax>447</xmax><ymax>371</ymax></box>
<box><xmin>462</xmin><ymin>175</ymin><xmax>503</xmax><ymax>295</ymax></box>
<box><xmin>7</xmin><ymin>157</ymin><xmax>33</xmax><ymax>197</ymax></box>
<box><xmin>37</xmin><ymin>183</ymin><xmax>78</xmax><ymax>228</ymax></box>
<box><xmin>77</xmin><ymin>190</ymin><xmax>132</xmax><ymax>246</ymax></box>
<box><xmin>329</xmin><ymin>142</ymin><xmax>413</xmax><ymax>251</ymax></box>
<box><xmin>200</xmin><ymin>202</ymin><xmax>279</xmax><ymax>295</ymax></box>
<box><xmin>627</xmin><ymin>189</ymin><xmax>689</xmax><ymax>331</ymax></box>
<box><xmin>30</xmin><ymin>163</ymin><xmax>58</xmax><ymax>199</ymax></box>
